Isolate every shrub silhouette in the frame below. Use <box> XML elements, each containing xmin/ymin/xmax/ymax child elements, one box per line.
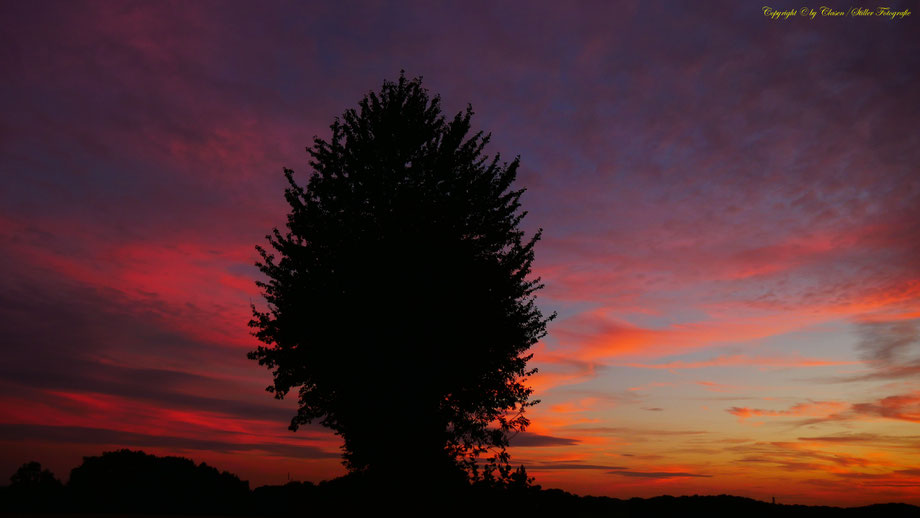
<box><xmin>67</xmin><ymin>449</ymin><xmax>249</xmax><ymax>514</ymax></box>
<box><xmin>5</xmin><ymin>461</ymin><xmax>64</xmax><ymax>511</ymax></box>
<box><xmin>248</xmin><ymin>72</ymin><xmax>554</xmax><ymax>488</ymax></box>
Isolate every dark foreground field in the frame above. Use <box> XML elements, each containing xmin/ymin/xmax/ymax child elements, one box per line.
<box><xmin>4</xmin><ymin>480</ymin><xmax>918</xmax><ymax>518</ymax></box>
<box><xmin>4</xmin><ymin>451</ymin><xmax>917</xmax><ymax>517</ymax></box>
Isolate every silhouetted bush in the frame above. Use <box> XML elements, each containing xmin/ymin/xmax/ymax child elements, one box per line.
<box><xmin>67</xmin><ymin>449</ymin><xmax>249</xmax><ymax>514</ymax></box>
<box><xmin>3</xmin><ymin>461</ymin><xmax>65</xmax><ymax>512</ymax></box>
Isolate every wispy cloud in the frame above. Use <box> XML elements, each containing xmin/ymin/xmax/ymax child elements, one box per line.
<box><xmin>730</xmin><ymin>392</ymin><xmax>920</xmax><ymax>426</ymax></box>
<box><xmin>607</xmin><ymin>469</ymin><xmax>711</xmax><ymax>479</ymax></box>
<box><xmin>838</xmin><ymin>318</ymin><xmax>920</xmax><ymax>382</ymax></box>
<box><xmin>0</xmin><ymin>423</ymin><xmax>339</xmax><ymax>459</ymax></box>
<box><xmin>727</xmin><ymin>401</ymin><xmax>847</xmax><ymax>422</ymax></box>
<box><xmin>621</xmin><ymin>354</ymin><xmax>856</xmax><ymax>371</ymax></box>
<box><xmin>508</xmin><ymin>432</ymin><xmax>579</xmax><ymax>447</ymax></box>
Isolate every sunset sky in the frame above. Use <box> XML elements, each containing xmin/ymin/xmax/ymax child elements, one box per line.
<box><xmin>1</xmin><ymin>0</ymin><xmax>918</xmax><ymax>507</ymax></box>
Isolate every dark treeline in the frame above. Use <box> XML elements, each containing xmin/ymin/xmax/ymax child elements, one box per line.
<box><xmin>1</xmin><ymin>450</ymin><xmax>917</xmax><ymax>517</ymax></box>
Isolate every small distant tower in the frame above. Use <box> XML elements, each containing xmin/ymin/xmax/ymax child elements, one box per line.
<box><xmin>772</xmin><ymin>496</ymin><xmax>776</xmax><ymax>505</ymax></box>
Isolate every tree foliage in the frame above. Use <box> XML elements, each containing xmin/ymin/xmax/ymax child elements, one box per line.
<box><xmin>68</xmin><ymin>450</ymin><xmax>249</xmax><ymax>513</ymax></box>
<box><xmin>7</xmin><ymin>461</ymin><xmax>64</xmax><ymax>512</ymax></box>
<box><xmin>248</xmin><ymin>73</ymin><xmax>553</xmax><ymax>485</ymax></box>
<box><xmin>10</xmin><ymin>461</ymin><xmax>61</xmax><ymax>489</ymax></box>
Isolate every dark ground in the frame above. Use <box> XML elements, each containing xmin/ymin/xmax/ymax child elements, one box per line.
<box><xmin>3</xmin><ymin>481</ymin><xmax>919</xmax><ymax>518</ymax></box>
<box><xmin>4</xmin><ymin>451</ymin><xmax>917</xmax><ymax>517</ymax></box>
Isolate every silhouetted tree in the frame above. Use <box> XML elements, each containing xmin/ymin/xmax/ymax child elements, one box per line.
<box><xmin>10</xmin><ymin>461</ymin><xmax>61</xmax><ymax>489</ymax></box>
<box><xmin>249</xmin><ymin>73</ymin><xmax>553</xmax><ymax>488</ymax></box>
<box><xmin>7</xmin><ymin>461</ymin><xmax>64</xmax><ymax>511</ymax></box>
<box><xmin>507</xmin><ymin>465</ymin><xmax>537</xmax><ymax>491</ymax></box>
<box><xmin>68</xmin><ymin>449</ymin><xmax>249</xmax><ymax>514</ymax></box>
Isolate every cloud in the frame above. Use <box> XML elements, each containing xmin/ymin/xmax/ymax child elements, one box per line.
<box><xmin>838</xmin><ymin>318</ymin><xmax>920</xmax><ymax>382</ymax></box>
<box><xmin>857</xmin><ymin>319</ymin><xmax>919</xmax><ymax>363</ymax></box>
<box><xmin>606</xmin><ymin>469</ymin><xmax>711</xmax><ymax>479</ymax></box>
<box><xmin>727</xmin><ymin>441</ymin><xmax>876</xmax><ymax>471</ymax></box>
<box><xmin>525</xmin><ymin>461</ymin><xmax>627</xmax><ymax>471</ymax></box>
<box><xmin>621</xmin><ymin>354</ymin><xmax>855</xmax><ymax>370</ymax></box>
<box><xmin>797</xmin><ymin>433</ymin><xmax>920</xmax><ymax>448</ymax></box>
<box><xmin>563</xmin><ymin>426</ymin><xmax>707</xmax><ymax>438</ymax></box>
<box><xmin>0</xmin><ymin>359</ymin><xmax>294</xmax><ymax>423</ymax></box>
<box><xmin>851</xmin><ymin>392</ymin><xmax>920</xmax><ymax>424</ymax></box>
<box><xmin>529</xmin><ymin>347</ymin><xmax>603</xmax><ymax>393</ymax></box>
<box><xmin>740</xmin><ymin>392</ymin><xmax>920</xmax><ymax>426</ymax></box>
<box><xmin>0</xmin><ymin>423</ymin><xmax>339</xmax><ymax>459</ymax></box>
<box><xmin>551</xmin><ymin>310</ymin><xmax>658</xmax><ymax>358</ymax></box>
<box><xmin>0</xmin><ymin>276</ymin><xmax>295</xmax><ymax>424</ymax></box>
<box><xmin>547</xmin><ymin>395</ymin><xmax>629</xmax><ymax>415</ymax></box>
<box><xmin>508</xmin><ymin>432</ymin><xmax>579</xmax><ymax>447</ymax></box>
<box><xmin>727</xmin><ymin>401</ymin><xmax>847</xmax><ymax>421</ymax></box>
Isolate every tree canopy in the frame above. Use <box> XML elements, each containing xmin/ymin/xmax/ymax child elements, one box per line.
<box><xmin>248</xmin><ymin>73</ymin><xmax>553</xmax><ymax>486</ymax></box>
<box><xmin>68</xmin><ymin>450</ymin><xmax>249</xmax><ymax>513</ymax></box>
<box><xmin>10</xmin><ymin>461</ymin><xmax>61</xmax><ymax>489</ymax></box>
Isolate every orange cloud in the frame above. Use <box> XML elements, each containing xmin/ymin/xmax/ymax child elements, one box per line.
<box><xmin>552</xmin><ymin>308</ymin><xmax>845</xmax><ymax>361</ymax></box>
<box><xmin>551</xmin><ymin>309</ymin><xmax>658</xmax><ymax>358</ymax></box>
<box><xmin>529</xmin><ymin>343</ymin><xmax>602</xmax><ymax>393</ymax></box>
<box><xmin>852</xmin><ymin>392</ymin><xmax>920</xmax><ymax>424</ymax></box>
<box><xmin>727</xmin><ymin>401</ymin><xmax>848</xmax><ymax>421</ymax></box>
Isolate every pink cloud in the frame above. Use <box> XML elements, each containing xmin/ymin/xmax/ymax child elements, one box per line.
<box><xmin>620</xmin><ymin>354</ymin><xmax>857</xmax><ymax>371</ymax></box>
